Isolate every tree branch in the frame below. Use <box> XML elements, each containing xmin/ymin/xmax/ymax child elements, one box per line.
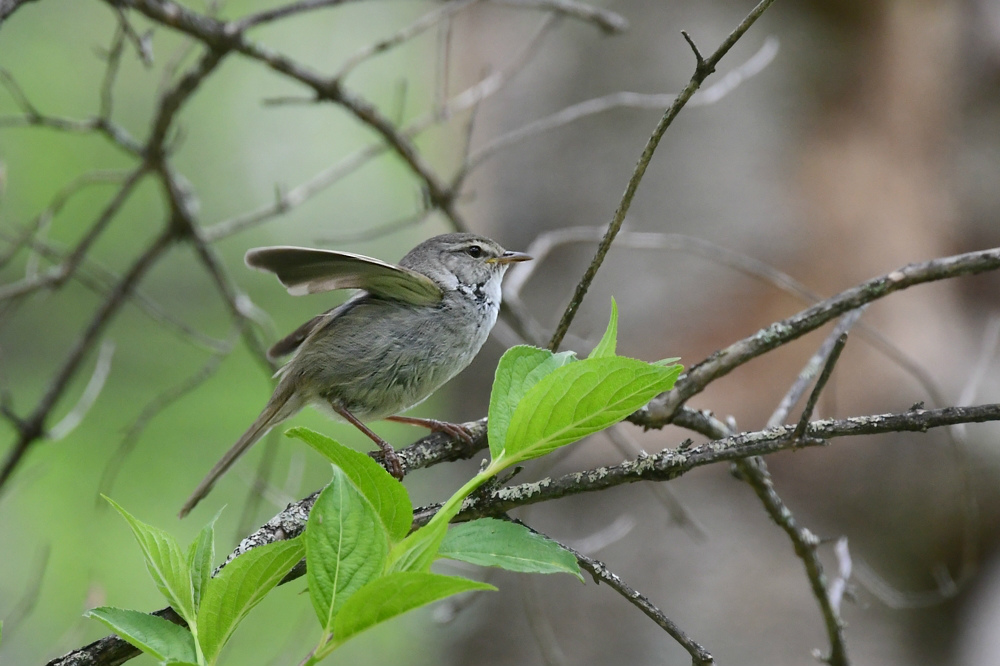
<box><xmin>638</xmin><ymin>247</ymin><xmax>1000</xmax><ymax>427</ymax></box>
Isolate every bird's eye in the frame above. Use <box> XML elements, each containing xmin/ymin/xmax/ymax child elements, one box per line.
<box><xmin>465</xmin><ymin>245</ymin><xmax>483</xmax><ymax>258</ymax></box>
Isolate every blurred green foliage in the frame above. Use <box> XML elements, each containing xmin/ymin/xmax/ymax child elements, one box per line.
<box><xmin>0</xmin><ymin>1</ymin><xmax>468</xmax><ymax>663</ymax></box>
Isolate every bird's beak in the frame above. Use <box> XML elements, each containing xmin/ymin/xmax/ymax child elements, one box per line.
<box><xmin>490</xmin><ymin>251</ymin><xmax>533</xmax><ymax>265</ymax></box>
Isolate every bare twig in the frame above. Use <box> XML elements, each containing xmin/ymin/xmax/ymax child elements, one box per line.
<box><xmin>828</xmin><ymin>537</ymin><xmax>852</xmax><ymax>614</ymax></box>
<box><xmin>0</xmin><ymin>228</ymin><xmax>231</xmax><ymax>351</ymax></box>
<box><xmin>0</xmin><ymin>228</ymin><xmax>177</xmax><ymax>493</ymax></box>
<box><xmin>520</xmin><ymin>575</ymin><xmax>568</xmax><ymax>666</ymax></box>
<box><xmin>48</xmin><ymin>340</ymin><xmax>116</xmax><ymax>441</ymax></box>
<box><xmin>0</xmin><ymin>167</ymin><xmax>148</xmax><ymax>302</ymax></box>
<box><xmin>468</xmin><ymin>37</ymin><xmax>779</xmax><ymax>173</ymax></box>
<box><xmin>96</xmin><ymin>335</ymin><xmax>238</xmax><ymax>501</ymax></box>
<box><xmin>0</xmin><ymin>68</ymin><xmax>144</xmax><ymax>155</ymax></box>
<box><xmin>566</xmin><ymin>545</ymin><xmax>714</xmax><ymax>665</ymax></box>
<box><xmin>736</xmin><ymin>456</ymin><xmax>849</xmax><ymax>666</ymax></box>
<box><xmin>98</xmin><ymin>20</ymin><xmax>127</xmax><ymax>120</ymax></box>
<box><xmin>792</xmin><ymin>332</ymin><xmax>849</xmax><ymax>441</ymax></box>
<box><xmin>204</xmin><ymin>14</ymin><xmax>558</xmax><ymax>243</ymax></box>
<box><xmin>605</xmin><ymin>424</ymin><xmax>706</xmax><ymax>538</ymax></box>
<box><xmin>639</xmin><ymin>247</ymin><xmax>1000</xmax><ymax>428</ymax></box>
<box><xmin>333</xmin><ymin>0</ymin><xmax>477</xmax><ymax>83</ymax></box>
<box><xmin>231</xmin><ymin>0</ymin><xmax>357</xmax><ymax>32</ymax></box>
<box><xmin>768</xmin><ymin>308</ymin><xmax>867</xmax><ymax>429</ymax></box>
<box><xmin>491</xmin><ymin>0</ymin><xmax>627</xmax><ymax>34</ymax></box>
<box><xmin>547</xmin><ymin>0</ymin><xmax>779</xmax><ymax>351</ymax></box>
<box><xmin>0</xmin><ymin>170</ymin><xmax>131</xmax><ymax>271</ymax></box>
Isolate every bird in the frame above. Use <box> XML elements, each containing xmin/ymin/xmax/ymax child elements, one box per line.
<box><xmin>179</xmin><ymin>232</ymin><xmax>531</xmax><ymax>517</ymax></box>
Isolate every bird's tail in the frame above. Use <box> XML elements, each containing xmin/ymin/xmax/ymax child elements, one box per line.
<box><xmin>179</xmin><ymin>386</ymin><xmax>302</xmax><ymax>518</ymax></box>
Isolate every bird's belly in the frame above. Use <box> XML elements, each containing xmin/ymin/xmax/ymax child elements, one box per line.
<box><xmin>287</xmin><ymin>300</ymin><xmax>493</xmax><ymax>422</ymax></box>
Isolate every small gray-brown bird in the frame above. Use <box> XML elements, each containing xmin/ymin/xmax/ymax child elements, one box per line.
<box><xmin>179</xmin><ymin>233</ymin><xmax>530</xmax><ymax>517</ymax></box>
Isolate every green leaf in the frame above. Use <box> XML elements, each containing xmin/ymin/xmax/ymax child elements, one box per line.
<box><xmin>588</xmin><ymin>298</ymin><xmax>619</xmax><ymax>359</ymax></box>
<box><xmin>287</xmin><ymin>427</ymin><xmax>412</xmax><ymax>543</ymax></box>
<box><xmin>84</xmin><ymin>607</ymin><xmax>196</xmax><ymax>663</ymax></box>
<box><xmin>502</xmin><ymin>357</ymin><xmax>683</xmax><ymax>466</ymax></box>
<box><xmin>386</xmin><ymin>520</ymin><xmax>447</xmax><ymax>574</ymax></box>
<box><xmin>438</xmin><ymin>518</ymin><xmax>583</xmax><ymax>581</ymax></box>
<box><xmin>104</xmin><ymin>497</ymin><xmax>195</xmax><ymax>624</ymax></box>
<box><xmin>333</xmin><ymin>573</ymin><xmax>495</xmax><ymax>645</ymax></box>
<box><xmin>306</xmin><ymin>466</ymin><xmax>389</xmax><ymax>633</ymax></box>
<box><xmin>488</xmin><ymin>346</ymin><xmax>576</xmax><ymax>457</ymax></box>
<box><xmin>197</xmin><ymin>536</ymin><xmax>305</xmax><ymax>663</ymax></box>
<box><xmin>187</xmin><ymin>509</ymin><xmax>221</xmax><ymax>613</ymax></box>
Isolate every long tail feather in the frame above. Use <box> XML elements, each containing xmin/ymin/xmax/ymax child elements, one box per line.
<box><xmin>179</xmin><ymin>387</ymin><xmax>301</xmax><ymax>518</ymax></box>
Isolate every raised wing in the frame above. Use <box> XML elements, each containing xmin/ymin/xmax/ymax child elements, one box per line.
<box><xmin>245</xmin><ymin>246</ymin><xmax>442</xmax><ymax>305</ymax></box>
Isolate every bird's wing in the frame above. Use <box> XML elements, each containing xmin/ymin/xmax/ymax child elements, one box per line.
<box><xmin>266</xmin><ymin>309</ymin><xmax>331</xmax><ymax>360</ymax></box>
<box><xmin>245</xmin><ymin>246</ymin><xmax>443</xmax><ymax>305</ymax></box>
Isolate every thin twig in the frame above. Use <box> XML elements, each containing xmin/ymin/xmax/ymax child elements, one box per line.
<box><xmin>0</xmin><ymin>68</ymin><xmax>144</xmax><ymax>155</ymax></box>
<box><xmin>736</xmin><ymin>457</ymin><xmax>849</xmax><ymax>666</ymax></box>
<box><xmin>0</xmin><ymin>167</ymin><xmax>148</xmax><ymax>302</ymax></box>
<box><xmin>490</xmin><ymin>0</ymin><xmax>627</xmax><ymax>34</ymax></box>
<box><xmin>546</xmin><ymin>0</ymin><xmax>779</xmax><ymax>351</ymax></box>
<box><xmin>566</xmin><ymin>545</ymin><xmax>714</xmax><ymax>665</ymax></box>
<box><xmin>48</xmin><ymin>340</ymin><xmax>116</xmax><ymax>441</ymax></box>
<box><xmin>96</xmin><ymin>334</ymin><xmax>238</xmax><ymax>501</ymax></box>
<box><xmin>520</xmin><ymin>575</ymin><xmax>567</xmax><ymax>666</ymax></box>
<box><xmin>468</xmin><ymin>38</ymin><xmax>779</xmax><ymax>173</ymax></box>
<box><xmin>791</xmin><ymin>332</ymin><xmax>849</xmax><ymax>441</ymax></box>
<box><xmin>640</xmin><ymin>247</ymin><xmax>1000</xmax><ymax>427</ymax></box>
<box><xmin>0</xmin><ymin>170</ymin><xmax>131</xmax><ymax>270</ymax></box>
<box><xmin>0</xmin><ymin>228</ymin><xmax>231</xmax><ymax>352</ymax></box>
<box><xmin>98</xmin><ymin>20</ymin><xmax>127</xmax><ymax>120</ymax></box>
<box><xmin>203</xmin><ymin>14</ymin><xmax>558</xmax><ymax>243</ymax></box>
<box><xmin>332</xmin><ymin>0</ymin><xmax>477</xmax><ymax>83</ymax></box>
<box><xmin>0</xmin><ymin>228</ymin><xmax>177</xmax><ymax>494</ymax></box>
<box><xmin>768</xmin><ymin>307</ymin><xmax>867</xmax><ymax>428</ymax></box>
<box><xmin>231</xmin><ymin>0</ymin><xmax>357</xmax><ymax>32</ymax></box>
<box><xmin>605</xmin><ymin>424</ymin><xmax>706</xmax><ymax>538</ymax></box>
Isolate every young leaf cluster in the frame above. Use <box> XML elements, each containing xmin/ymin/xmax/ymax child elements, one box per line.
<box><xmin>486</xmin><ymin>298</ymin><xmax>682</xmax><ymax>473</ymax></box>
<box><xmin>87</xmin><ymin>500</ymin><xmax>304</xmax><ymax>665</ymax></box>
<box><xmin>87</xmin><ymin>300</ymin><xmax>679</xmax><ymax>664</ymax></box>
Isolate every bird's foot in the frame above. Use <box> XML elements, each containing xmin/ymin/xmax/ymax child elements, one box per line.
<box><xmin>386</xmin><ymin>415</ymin><xmax>475</xmax><ymax>443</ymax></box>
<box><xmin>375</xmin><ymin>440</ymin><xmax>404</xmax><ymax>481</ymax></box>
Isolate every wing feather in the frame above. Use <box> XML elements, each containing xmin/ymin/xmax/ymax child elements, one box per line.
<box><xmin>245</xmin><ymin>246</ymin><xmax>442</xmax><ymax>305</ymax></box>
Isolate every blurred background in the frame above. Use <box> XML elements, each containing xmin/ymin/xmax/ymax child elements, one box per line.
<box><xmin>2</xmin><ymin>0</ymin><xmax>1000</xmax><ymax>664</ymax></box>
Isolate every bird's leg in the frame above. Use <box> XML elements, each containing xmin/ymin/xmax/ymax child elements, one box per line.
<box><xmin>333</xmin><ymin>404</ymin><xmax>404</xmax><ymax>480</ymax></box>
<box><xmin>386</xmin><ymin>415</ymin><xmax>475</xmax><ymax>444</ymax></box>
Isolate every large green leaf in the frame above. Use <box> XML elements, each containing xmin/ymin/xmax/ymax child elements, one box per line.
<box><xmin>187</xmin><ymin>510</ymin><xmax>221</xmax><ymax>613</ymax></box>
<box><xmin>85</xmin><ymin>607</ymin><xmax>196</xmax><ymax>663</ymax></box>
<box><xmin>288</xmin><ymin>427</ymin><xmax>412</xmax><ymax>543</ymax></box>
<box><xmin>196</xmin><ymin>536</ymin><xmax>305</xmax><ymax>663</ymax></box>
<box><xmin>386</xmin><ymin>519</ymin><xmax>447</xmax><ymax>574</ymax></box>
<box><xmin>105</xmin><ymin>497</ymin><xmax>195</xmax><ymax>624</ymax></box>
<box><xmin>587</xmin><ymin>299</ymin><xmax>619</xmax><ymax>359</ymax></box>
<box><xmin>306</xmin><ymin>466</ymin><xmax>389</xmax><ymax>633</ymax></box>
<box><xmin>332</xmin><ymin>573</ymin><xmax>495</xmax><ymax>646</ymax></box>
<box><xmin>502</xmin><ymin>357</ymin><xmax>682</xmax><ymax>466</ymax></box>
<box><xmin>488</xmin><ymin>346</ymin><xmax>576</xmax><ymax>458</ymax></box>
<box><xmin>438</xmin><ymin>518</ymin><xmax>583</xmax><ymax>580</ymax></box>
